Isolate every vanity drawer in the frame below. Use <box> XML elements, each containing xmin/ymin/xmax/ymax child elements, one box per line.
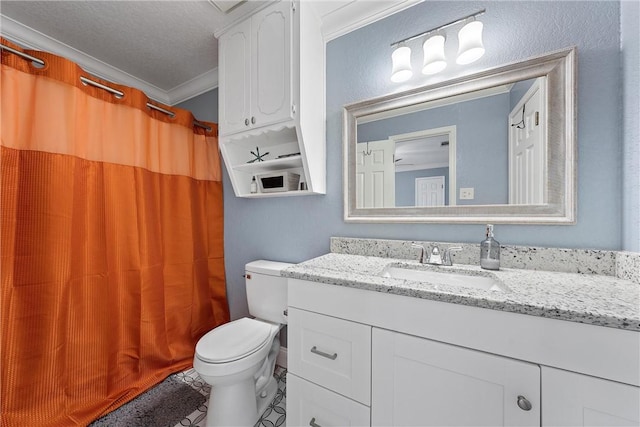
<box><xmin>288</xmin><ymin>307</ymin><xmax>371</xmax><ymax>405</ymax></box>
<box><xmin>287</xmin><ymin>373</ymin><xmax>370</xmax><ymax>427</ymax></box>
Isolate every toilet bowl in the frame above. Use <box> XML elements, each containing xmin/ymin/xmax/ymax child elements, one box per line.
<box><xmin>193</xmin><ymin>260</ymin><xmax>292</xmax><ymax>427</ymax></box>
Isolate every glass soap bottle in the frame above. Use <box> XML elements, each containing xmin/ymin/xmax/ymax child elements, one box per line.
<box><xmin>480</xmin><ymin>224</ymin><xmax>500</xmax><ymax>270</ymax></box>
<box><xmin>250</xmin><ymin>176</ymin><xmax>258</xmax><ymax>194</ymax></box>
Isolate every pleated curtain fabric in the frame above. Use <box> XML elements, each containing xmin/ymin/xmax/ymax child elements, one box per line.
<box><xmin>0</xmin><ymin>38</ymin><xmax>230</xmax><ymax>426</ymax></box>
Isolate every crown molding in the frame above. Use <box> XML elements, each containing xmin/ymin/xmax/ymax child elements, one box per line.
<box><xmin>1</xmin><ymin>14</ymin><xmax>172</xmax><ymax>104</ymax></box>
<box><xmin>212</xmin><ymin>1</ymin><xmax>273</xmax><ymax>38</ymax></box>
<box><xmin>168</xmin><ymin>68</ymin><xmax>219</xmax><ymax>105</ymax></box>
<box><xmin>320</xmin><ymin>0</ymin><xmax>423</xmax><ymax>42</ymax></box>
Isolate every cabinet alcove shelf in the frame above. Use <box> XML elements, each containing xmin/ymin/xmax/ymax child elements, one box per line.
<box><xmin>241</xmin><ymin>189</ymin><xmax>315</xmax><ymax>199</ymax></box>
<box><xmin>233</xmin><ymin>155</ymin><xmax>303</xmax><ymax>173</ymax></box>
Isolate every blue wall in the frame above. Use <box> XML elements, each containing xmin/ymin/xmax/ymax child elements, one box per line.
<box><xmin>182</xmin><ymin>1</ymin><xmax>638</xmax><ymax>319</ymax></box>
<box><xmin>509</xmin><ymin>78</ymin><xmax>536</xmax><ymax>111</ymax></box>
<box><xmin>177</xmin><ymin>89</ymin><xmax>218</xmax><ymax>123</ymax></box>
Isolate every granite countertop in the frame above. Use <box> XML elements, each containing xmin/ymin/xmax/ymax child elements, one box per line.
<box><xmin>282</xmin><ymin>253</ymin><xmax>640</xmax><ymax>332</ymax></box>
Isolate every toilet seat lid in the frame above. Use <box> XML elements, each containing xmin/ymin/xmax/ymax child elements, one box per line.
<box><xmin>195</xmin><ymin>318</ymin><xmax>274</xmax><ymax>363</ymax></box>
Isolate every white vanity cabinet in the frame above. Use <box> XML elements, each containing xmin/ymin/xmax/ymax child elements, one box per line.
<box><xmin>372</xmin><ymin>328</ymin><xmax>540</xmax><ymax>426</ymax></box>
<box><xmin>217</xmin><ymin>0</ymin><xmax>325</xmax><ymax>198</ymax></box>
<box><xmin>287</xmin><ymin>278</ymin><xmax>640</xmax><ymax>427</ymax></box>
<box><xmin>542</xmin><ymin>367</ymin><xmax>640</xmax><ymax>426</ymax></box>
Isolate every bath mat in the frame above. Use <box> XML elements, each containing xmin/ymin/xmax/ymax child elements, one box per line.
<box><xmin>89</xmin><ymin>376</ymin><xmax>206</xmax><ymax>427</ymax></box>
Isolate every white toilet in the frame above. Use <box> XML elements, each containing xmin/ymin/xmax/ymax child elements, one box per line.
<box><xmin>193</xmin><ymin>260</ymin><xmax>292</xmax><ymax>427</ymax></box>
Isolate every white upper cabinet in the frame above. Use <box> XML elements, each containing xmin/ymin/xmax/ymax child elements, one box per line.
<box><xmin>218</xmin><ymin>19</ymin><xmax>251</xmax><ymax>135</ymax></box>
<box><xmin>219</xmin><ymin>2</ymin><xmax>293</xmax><ymax>134</ymax></box>
<box><xmin>251</xmin><ymin>2</ymin><xmax>292</xmax><ymax>129</ymax></box>
<box><xmin>218</xmin><ymin>0</ymin><xmax>325</xmax><ymax>198</ymax></box>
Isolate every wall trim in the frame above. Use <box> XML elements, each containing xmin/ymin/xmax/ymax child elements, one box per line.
<box><xmin>320</xmin><ymin>0</ymin><xmax>422</xmax><ymax>42</ymax></box>
<box><xmin>168</xmin><ymin>68</ymin><xmax>219</xmax><ymax>105</ymax></box>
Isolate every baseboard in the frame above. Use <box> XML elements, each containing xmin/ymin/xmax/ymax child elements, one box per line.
<box><xmin>276</xmin><ymin>346</ymin><xmax>287</xmax><ymax>369</ymax></box>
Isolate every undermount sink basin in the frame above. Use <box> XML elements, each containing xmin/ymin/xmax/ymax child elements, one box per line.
<box><xmin>381</xmin><ymin>266</ymin><xmax>506</xmax><ymax>292</ymax></box>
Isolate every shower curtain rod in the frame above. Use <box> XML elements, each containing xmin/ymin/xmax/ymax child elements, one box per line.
<box><xmin>1</xmin><ymin>42</ymin><xmax>213</xmax><ymax>132</ymax></box>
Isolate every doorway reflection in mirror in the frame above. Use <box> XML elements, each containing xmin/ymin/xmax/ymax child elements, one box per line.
<box><xmin>355</xmin><ymin>77</ymin><xmax>545</xmax><ymax>209</ymax></box>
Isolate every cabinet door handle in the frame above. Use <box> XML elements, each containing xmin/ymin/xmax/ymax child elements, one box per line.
<box><xmin>251</xmin><ymin>116</ymin><xmax>256</xmax><ymax>124</ymax></box>
<box><xmin>310</xmin><ymin>346</ymin><xmax>337</xmax><ymax>360</ymax></box>
<box><xmin>517</xmin><ymin>395</ymin><xmax>532</xmax><ymax>411</ymax></box>
<box><xmin>244</xmin><ymin>118</ymin><xmax>249</xmax><ymax>126</ymax></box>
<box><xmin>309</xmin><ymin>417</ymin><xmax>321</xmax><ymax>427</ymax></box>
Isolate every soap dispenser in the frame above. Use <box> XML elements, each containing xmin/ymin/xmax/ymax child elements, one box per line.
<box><xmin>480</xmin><ymin>224</ymin><xmax>500</xmax><ymax>270</ymax></box>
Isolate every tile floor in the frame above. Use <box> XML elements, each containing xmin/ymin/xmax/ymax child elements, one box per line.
<box><xmin>172</xmin><ymin>366</ymin><xmax>287</xmax><ymax>427</ymax></box>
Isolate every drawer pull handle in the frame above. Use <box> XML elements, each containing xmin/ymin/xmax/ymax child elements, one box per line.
<box><xmin>310</xmin><ymin>346</ymin><xmax>337</xmax><ymax>360</ymax></box>
<box><xmin>309</xmin><ymin>417</ymin><xmax>321</xmax><ymax>427</ymax></box>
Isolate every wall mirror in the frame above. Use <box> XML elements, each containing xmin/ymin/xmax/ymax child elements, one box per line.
<box><xmin>343</xmin><ymin>47</ymin><xmax>576</xmax><ymax>223</ymax></box>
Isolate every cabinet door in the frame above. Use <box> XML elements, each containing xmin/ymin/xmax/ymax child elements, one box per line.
<box><xmin>250</xmin><ymin>0</ymin><xmax>293</xmax><ymax>128</ymax></box>
<box><xmin>371</xmin><ymin>328</ymin><xmax>540</xmax><ymax>427</ymax></box>
<box><xmin>287</xmin><ymin>373</ymin><xmax>370</xmax><ymax>427</ymax></box>
<box><xmin>542</xmin><ymin>366</ymin><xmax>640</xmax><ymax>426</ymax></box>
<box><xmin>218</xmin><ymin>18</ymin><xmax>251</xmax><ymax>136</ymax></box>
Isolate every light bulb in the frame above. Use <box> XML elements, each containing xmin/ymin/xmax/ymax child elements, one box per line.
<box><xmin>422</xmin><ymin>34</ymin><xmax>447</xmax><ymax>75</ymax></box>
<box><xmin>391</xmin><ymin>45</ymin><xmax>413</xmax><ymax>83</ymax></box>
<box><xmin>456</xmin><ymin>20</ymin><xmax>485</xmax><ymax>65</ymax></box>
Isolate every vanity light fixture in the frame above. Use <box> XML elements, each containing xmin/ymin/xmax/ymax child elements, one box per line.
<box><xmin>391</xmin><ymin>44</ymin><xmax>413</xmax><ymax>83</ymax></box>
<box><xmin>390</xmin><ymin>9</ymin><xmax>486</xmax><ymax>82</ymax></box>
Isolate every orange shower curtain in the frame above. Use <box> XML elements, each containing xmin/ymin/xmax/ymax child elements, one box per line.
<box><xmin>0</xmin><ymin>38</ymin><xmax>229</xmax><ymax>426</ymax></box>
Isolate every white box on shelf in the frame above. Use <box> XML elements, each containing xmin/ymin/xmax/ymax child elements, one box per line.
<box><xmin>257</xmin><ymin>172</ymin><xmax>300</xmax><ymax>193</ymax></box>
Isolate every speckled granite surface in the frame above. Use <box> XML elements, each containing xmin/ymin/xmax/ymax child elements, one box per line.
<box><xmin>617</xmin><ymin>252</ymin><xmax>640</xmax><ymax>284</ymax></box>
<box><xmin>330</xmin><ymin>237</ymin><xmax>640</xmax><ymax>282</ymax></box>
<box><xmin>283</xmin><ymin>253</ymin><xmax>640</xmax><ymax>332</ymax></box>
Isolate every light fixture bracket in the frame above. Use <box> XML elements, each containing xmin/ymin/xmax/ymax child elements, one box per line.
<box><xmin>390</xmin><ymin>9</ymin><xmax>486</xmax><ymax>48</ymax></box>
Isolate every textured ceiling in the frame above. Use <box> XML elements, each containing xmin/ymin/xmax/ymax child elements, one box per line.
<box><xmin>1</xmin><ymin>1</ymin><xmax>237</xmax><ymax>90</ymax></box>
<box><xmin>0</xmin><ymin>0</ymin><xmax>420</xmax><ymax>102</ymax></box>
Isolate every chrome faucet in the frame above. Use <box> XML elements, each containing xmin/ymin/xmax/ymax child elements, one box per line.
<box><xmin>428</xmin><ymin>246</ymin><xmax>443</xmax><ymax>264</ymax></box>
<box><xmin>413</xmin><ymin>244</ymin><xmax>462</xmax><ymax>266</ymax></box>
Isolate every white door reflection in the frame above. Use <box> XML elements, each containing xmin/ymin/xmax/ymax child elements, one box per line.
<box><xmin>415</xmin><ymin>176</ymin><xmax>445</xmax><ymax>207</ymax></box>
<box><xmin>356</xmin><ymin>139</ymin><xmax>395</xmax><ymax>208</ymax></box>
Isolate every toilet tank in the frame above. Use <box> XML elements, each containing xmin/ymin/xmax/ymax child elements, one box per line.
<box><xmin>245</xmin><ymin>260</ymin><xmax>293</xmax><ymax>325</ymax></box>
